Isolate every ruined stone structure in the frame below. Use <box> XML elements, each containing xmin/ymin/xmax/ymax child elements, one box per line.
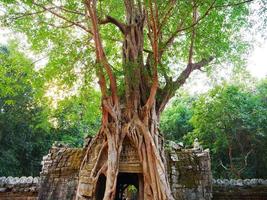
<box><xmin>1</xmin><ymin>146</ymin><xmax>267</xmax><ymax>200</ymax></box>
<box><xmin>35</xmin><ymin>139</ymin><xmax>212</xmax><ymax>200</ymax></box>
<box><xmin>212</xmin><ymin>179</ymin><xmax>267</xmax><ymax>200</ymax></box>
<box><xmin>38</xmin><ymin>147</ymin><xmax>85</xmax><ymax>200</ymax></box>
<box><xmin>0</xmin><ymin>176</ymin><xmax>39</xmax><ymax>200</ymax></box>
<box><xmin>2</xmin><ymin>176</ymin><xmax>267</xmax><ymax>200</ymax></box>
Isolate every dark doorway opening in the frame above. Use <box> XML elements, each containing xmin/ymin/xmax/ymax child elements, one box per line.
<box><xmin>95</xmin><ymin>173</ymin><xmax>143</xmax><ymax>200</ymax></box>
<box><xmin>96</xmin><ymin>174</ymin><xmax>106</xmax><ymax>200</ymax></box>
<box><xmin>115</xmin><ymin>173</ymin><xmax>143</xmax><ymax>200</ymax></box>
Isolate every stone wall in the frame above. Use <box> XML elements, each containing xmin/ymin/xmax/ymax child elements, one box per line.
<box><xmin>3</xmin><ymin>147</ymin><xmax>267</xmax><ymax>200</ymax></box>
<box><xmin>213</xmin><ymin>179</ymin><xmax>267</xmax><ymax>200</ymax></box>
<box><xmin>1</xmin><ymin>144</ymin><xmax>266</xmax><ymax>200</ymax></box>
<box><xmin>0</xmin><ymin>176</ymin><xmax>39</xmax><ymax>200</ymax></box>
<box><xmin>0</xmin><ymin>143</ymin><xmax>213</xmax><ymax>200</ymax></box>
<box><xmin>167</xmin><ymin>145</ymin><xmax>212</xmax><ymax>200</ymax></box>
<box><xmin>38</xmin><ymin>146</ymin><xmax>85</xmax><ymax>200</ymax></box>
<box><xmin>2</xmin><ymin>175</ymin><xmax>267</xmax><ymax>200</ymax></box>
<box><xmin>36</xmin><ymin>145</ymin><xmax>213</xmax><ymax>200</ymax></box>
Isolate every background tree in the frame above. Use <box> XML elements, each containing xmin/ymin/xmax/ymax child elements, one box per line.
<box><xmin>160</xmin><ymin>92</ymin><xmax>193</xmax><ymax>142</ymax></box>
<box><xmin>186</xmin><ymin>83</ymin><xmax>267</xmax><ymax>178</ymax></box>
<box><xmin>0</xmin><ymin>41</ymin><xmax>101</xmax><ymax>176</ymax></box>
<box><xmin>1</xmin><ymin>0</ymin><xmax>266</xmax><ymax>199</ymax></box>
<box><xmin>161</xmin><ymin>81</ymin><xmax>267</xmax><ymax>179</ymax></box>
<box><xmin>47</xmin><ymin>83</ymin><xmax>101</xmax><ymax>146</ymax></box>
<box><xmin>252</xmin><ymin>79</ymin><xmax>267</xmax><ymax>178</ymax></box>
<box><xmin>0</xmin><ymin>41</ymin><xmax>52</xmax><ymax>176</ymax></box>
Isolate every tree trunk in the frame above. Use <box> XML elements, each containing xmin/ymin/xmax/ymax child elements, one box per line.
<box><xmin>76</xmin><ymin>1</ymin><xmax>175</xmax><ymax>199</ymax></box>
<box><xmin>76</xmin><ymin>105</ymin><xmax>174</xmax><ymax>200</ymax></box>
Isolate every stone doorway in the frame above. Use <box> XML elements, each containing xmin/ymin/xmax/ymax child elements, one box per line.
<box><xmin>115</xmin><ymin>173</ymin><xmax>143</xmax><ymax>200</ymax></box>
<box><xmin>95</xmin><ymin>173</ymin><xmax>143</xmax><ymax>200</ymax></box>
<box><xmin>95</xmin><ymin>174</ymin><xmax>106</xmax><ymax>200</ymax></box>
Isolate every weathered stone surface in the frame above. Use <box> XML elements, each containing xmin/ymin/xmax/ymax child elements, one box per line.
<box><xmin>213</xmin><ymin>178</ymin><xmax>267</xmax><ymax>187</ymax></box>
<box><xmin>0</xmin><ymin>176</ymin><xmax>39</xmax><ymax>200</ymax></box>
<box><xmin>36</xmin><ymin>140</ymin><xmax>213</xmax><ymax>200</ymax></box>
<box><xmin>167</xmin><ymin>148</ymin><xmax>213</xmax><ymax>200</ymax></box>
<box><xmin>38</xmin><ymin>147</ymin><xmax>86</xmax><ymax>200</ymax></box>
<box><xmin>213</xmin><ymin>178</ymin><xmax>267</xmax><ymax>200</ymax></box>
<box><xmin>3</xmin><ymin>139</ymin><xmax>267</xmax><ymax>200</ymax></box>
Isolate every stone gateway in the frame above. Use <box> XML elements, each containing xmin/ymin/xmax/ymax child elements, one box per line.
<box><xmin>37</xmin><ymin>139</ymin><xmax>212</xmax><ymax>200</ymax></box>
<box><xmin>1</xmin><ymin>140</ymin><xmax>267</xmax><ymax>199</ymax></box>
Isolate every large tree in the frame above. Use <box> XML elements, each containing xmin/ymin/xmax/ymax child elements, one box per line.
<box><xmin>1</xmin><ymin>0</ymin><xmax>265</xmax><ymax>199</ymax></box>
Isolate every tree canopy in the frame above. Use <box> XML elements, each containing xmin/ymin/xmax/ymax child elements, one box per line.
<box><xmin>1</xmin><ymin>0</ymin><xmax>265</xmax><ymax>110</ymax></box>
<box><xmin>162</xmin><ymin>81</ymin><xmax>267</xmax><ymax>179</ymax></box>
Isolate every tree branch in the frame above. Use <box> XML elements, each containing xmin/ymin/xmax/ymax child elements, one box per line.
<box><xmin>214</xmin><ymin>0</ymin><xmax>254</xmax><ymax>8</ymax></box>
<box><xmin>99</xmin><ymin>16</ymin><xmax>127</xmax><ymax>34</ymax></box>
<box><xmin>52</xmin><ymin>4</ymin><xmax>86</xmax><ymax>16</ymax></box>
<box><xmin>144</xmin><ymin>0</ymin><xmax>160</xmax><ymax>112</ymax></box>
<box><xmin>161</xmin><ymin>0</ymin><xmax>253</xmax><ymax>55</ymax></box>
<box><xmin>188</xmin><ymin>1</ymin><xmax>197</xmax><ymax>64</ymax></box>
<box><xmin>219</xmin><ymin>160</ymin><xmax>229</xmax><ymax>171</ymax></box>
<box><xmin>238</xmin><ymin>148</ymin><xmax>253</xmax><ymax>174</ymax></box>
<box><xmin>157</xmin><ymin>0</ymin><xmax>176</xmax><ymax>35</ymax></box>
<box><xmin>10</xmin><ymin>8</ymin><xmax>55</xmax><ymax>20</ymax></box>
<box><xmin>47</xmin><ymin>21</ymin><xmax>84</xmax><ymax>29</ymax></box>
<box><xmin>157</xmin><ymin>57</ymin><xmax>213</xmax><ymax>113</ymax></box>
<box><xmin>84</xmin><ymin>0</ymin><xmax>119</xmax><ymax>106</ymax></box>
<box><xmin>161</xmin><ymin>0</ymin><xmax>216</xmax><ymax>54</ymax></box>
<box><xmin>174</xmin><ymin>57</ymin><xmax>213</xmax><ymax>90</ymax></box>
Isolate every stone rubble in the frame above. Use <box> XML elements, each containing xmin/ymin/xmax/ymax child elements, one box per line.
<box><xmin>213</xmin><ymin>178</ymin><xmax>267</xmax><ymax>187</ymax></box>
<box><xmin>0</xmin><ymin>176</ymin><xmax>39</xmax><ymax>193</ymax></box>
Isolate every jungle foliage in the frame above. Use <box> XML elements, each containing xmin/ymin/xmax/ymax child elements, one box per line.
<box><xmin>0</xmin><ymin>43</ymin><xmax>100</xmax><ymax>176</ymax></box>
<box><xmin>161</xmin><ymin>81</ymin><xmax>267</xmax><ymax>179</ymax></box>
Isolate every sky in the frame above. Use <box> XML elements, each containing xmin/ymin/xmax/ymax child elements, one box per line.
<box><xmin>183</xmin><ymin>41</ymin><xmax>267</xmax><ymax>94</ymax></box>
<box><xmin>247</xmin><ymin>42</ymin><xmax>267</xmax><ymax>78</ymax></box>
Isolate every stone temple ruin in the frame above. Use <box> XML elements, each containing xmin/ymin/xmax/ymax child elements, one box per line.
<box><xmin>38</xmin><ymin>136</ymin><xmax>212</xmax><ymax>200</ymax></box>
<box><xmin>1</xmin><ymin>137</ymin><xmax>267</xmax><ymax>200</ymax></box>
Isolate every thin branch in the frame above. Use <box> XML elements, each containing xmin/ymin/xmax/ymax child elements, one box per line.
<box><xmin>55</xmin><ymin>5</ymin><xmax>86</xmax><ymax>16</ymax></box>
<box><xmin>143</xmin><ymin>48</ymin><xmax>153</xmax><ymax>54</ymax></box>
<box><xmin>238</xmin><ymin>148</ymin><xmax>253</xmax><ymax>173</ymax></box>
<box><xmin>214</xmin><ymin>0</ymin><xmax>254</xmax><ymax>8</ymax></box>
<box><xmin>31</xmin><ymin>55</ymin><xmax>48</xmax><ymax>65</ymax></box>
<box><xmin>10</xmin><ymin>8</ymin><xmax>55</xmax><ymax>20</ymax></box>
<box><xmin>47</xmin><ymin>21</ymin><xmax>83</xmax><ymax>29</ymax></box>
<box><xmin>219</xmin><ymin>160</ymin><xmax>229</xmax><ymax>171</ymax></box>
<box><xmin>157</xmin><ymin>0</ymin><xmax>176</xmax><ymax>35</ymax></box>
<box><xmin>161</xmin><ymin>0</ymin><xmax>216</xmax><ymax>52</ymax></box>
<box><xmin>32</xmin><ymin>2</ymin><xmax>92</xmax><ymax>34</ymax></box>
<box><xmin>188</xmin><ymin>1</ymin><xmax>197</xmax><ymax>64</ymax></box>
<box><xmin>161</xmin><ymin>0</ymin><xmax>253</xmax><ymax>54</ymax></box>
<box><xmin>49</xmin><ymin>1</ymin><xmax>86</xmax><ymax>16</ymax></box>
